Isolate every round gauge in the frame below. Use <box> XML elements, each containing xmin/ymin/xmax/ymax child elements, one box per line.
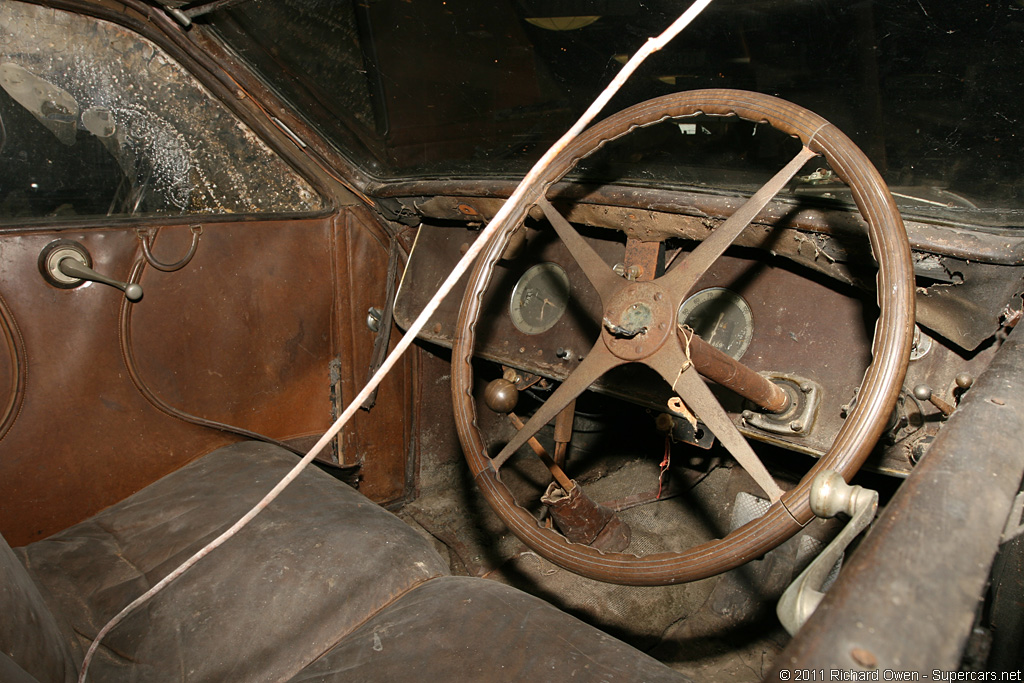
<box><xmin>676</xmin><ymin>287</ymin><xmax>754</xmax><ymax>360</ymax></box>
<box><xmin>509</xmin><ymin>263</ymin><xmax>571</xmax><ymax>335</ymax></box>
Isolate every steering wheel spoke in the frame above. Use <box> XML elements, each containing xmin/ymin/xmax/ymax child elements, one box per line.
<box><xmin>659</xmin><ymin>145</ymin><xmax>819</xmax><ymax>301</ymax></box>
<box><xmin>537</xmin><ymin>198</ymin><xmax>623</xmax><ymax>304</ymax></box>
<box><xmin>672</xmin><ymin>365</ymin><xmax>785</xmax><ymax>504</ymax></box>
<box><xmin>490</xmin><ymin>343</ymin><xmax>622</xmax><ymax>470</ymax></box>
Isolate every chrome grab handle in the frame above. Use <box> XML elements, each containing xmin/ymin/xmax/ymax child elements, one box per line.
<box><xmin>777</xmin><ymin>469</ymin><xmax>878</xmax><ymax>635</ymax></box>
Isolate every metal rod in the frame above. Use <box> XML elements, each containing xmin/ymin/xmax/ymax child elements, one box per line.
<box><xmin>552</xmin><ymin>399</ymin><xmax>576</xmax><ymax>469</ymax></box>
<box><xmin>509</xmin><ymin>412</ymin><xmax>576</xmax><ymax>493</ymax></box>
<box><xmin>686</xmin><ymin>331</ymin><xmax>790</xmax><ymax>413</ymax></box>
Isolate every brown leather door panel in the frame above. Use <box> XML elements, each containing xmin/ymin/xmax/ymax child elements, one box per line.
<box><xmin>131</xmin><ymin>218</ymin><xmax>338</xmax><ymax>445</ymax></box>
<box><xmin>0</xmin><ymin>208</ymin><xmax>411</xmax><ymax>545</ymax></box>
<box><xmin>333</xmin><ymin>209</ymin><xmax>414</xmax><ymax>505</ymax></box>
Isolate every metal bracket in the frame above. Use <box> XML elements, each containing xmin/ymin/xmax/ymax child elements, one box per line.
<box><xmin>743</xmin><ymin>372</ymin><xmax>821</xmax><ymax>436</ymax></box>
<box><xmin>1001</xmin><ymin>491</ymin><xmax>1024</xmax><ymax>544</ymax></box>
<box><xmin>777</xmin><ymin>470</ymin><xmax>878</xmax><ymax>635</ymax></box>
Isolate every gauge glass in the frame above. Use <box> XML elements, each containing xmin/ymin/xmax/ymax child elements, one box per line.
<box><xmin>509</xmin><ymin>263</ymin><xmax>571</xmax><ymax>335</ymax></box>
<box><xmin>676</xmin><ymin>287</ymin><xmax>754</xmax><ymax>360</ymax></box>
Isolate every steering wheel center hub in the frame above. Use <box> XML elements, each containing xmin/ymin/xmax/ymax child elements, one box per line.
<box><xmin>601</xmin><ymin>282</ymin><xmax>673</xmax><ymax>361</ymax></box>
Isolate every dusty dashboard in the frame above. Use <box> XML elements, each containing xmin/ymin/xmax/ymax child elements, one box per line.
<box><xmin>394</xmin><ymin>217</ymin><xmax>991</xmax><ymax>477</ymax></box>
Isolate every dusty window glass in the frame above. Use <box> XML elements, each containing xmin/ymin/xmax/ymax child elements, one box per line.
<box><xmin>207</xmin><ymin>0</ymin><xmax>1023</xmax><ymax>229</ymax></box>
<box><xmin>0</xmin><ymin>1</ymin><xmax>323</xmax><ymax>222</ymax></box>
<box><xmin>210</xmin><ymin>0</ymin><xmax>381</xmax><ymax>150</ymax></box>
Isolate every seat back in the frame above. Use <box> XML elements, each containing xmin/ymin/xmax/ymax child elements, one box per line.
<box><xmin>0</xmin><ymin>534</ymin><xmax>77</xmax><ymax>683</ymax></box>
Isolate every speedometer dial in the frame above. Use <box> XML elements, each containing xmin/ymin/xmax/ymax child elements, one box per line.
<box><xmin>676</xmin><ymin>287</ymin><xmax>753</xmax><ymax>360</ymax></box>
<box><xmin>509</xmin><ymin>262</ymin><xmax>571</xmax><ymax>335</ymax></box>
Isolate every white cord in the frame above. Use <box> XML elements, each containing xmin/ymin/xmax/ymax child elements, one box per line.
<box><xmin>77</xmin><ymin>3</ymin><xmax>715</xmax><ymax>679</ymax></box>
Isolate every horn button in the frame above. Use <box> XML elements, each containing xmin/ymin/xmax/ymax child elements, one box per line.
<box><xmin>601</xmin><ymin>282</ymin><xmax>674</xmax><ymax>361</ymax></box>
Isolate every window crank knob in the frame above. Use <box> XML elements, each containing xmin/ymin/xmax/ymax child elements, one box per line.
<box><xmin>39</xmin><ymin>239</ymin><xmax>143</xmax><ymax>302</ymax></box>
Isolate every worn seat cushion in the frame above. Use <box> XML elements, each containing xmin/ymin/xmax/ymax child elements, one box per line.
<box><xmin>11</xmin><ymin>440</ymin><xmax>691</xmax><ymax>682</ymax></box>
<box><xmin>289</xmin><ymin>575</ymin><xmax>688</xmax><ymax>682</ymax></box>
<box><xmin>0</xmin><ymin>535</ymin><xmax>79</xmax><ymax>683</ymax></box>
<box><xmin>15</xmin><ymin>441</ymin><xmax>450</xmax><ymax>682</ymax></box>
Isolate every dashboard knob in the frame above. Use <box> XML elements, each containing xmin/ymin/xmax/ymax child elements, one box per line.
<box><xmin>913</xmin><ymin>384</ymin><xmax>954</xmax><ymax>417</ymax></box>
<box><xmin>484</xmin><ymin>378</ymin><xmax>519</xmax><ymax>414</ymax></box>
<box><xmin>954</xmin><ymin>373</ymin><xmax>974</xmax><ymax>390</ymax></box>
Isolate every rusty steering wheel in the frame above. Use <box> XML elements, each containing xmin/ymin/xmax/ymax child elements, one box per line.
<box><xmin>451</xmin><ymin>90</ymin><xmax>914</xmax><ymax>585</ymax></box>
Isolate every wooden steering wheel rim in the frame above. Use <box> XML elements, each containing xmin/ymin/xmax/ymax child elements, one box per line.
<box><xmin>451</xmin><ymin>89</ymin><xmax>914</xmax><ymax>586</ymax></box>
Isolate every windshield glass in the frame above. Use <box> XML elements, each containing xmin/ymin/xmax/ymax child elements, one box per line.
<box><xmin>204</xmin><ymin>0</ymin><xmax>1023</xmax><ymax>229</ymax></box>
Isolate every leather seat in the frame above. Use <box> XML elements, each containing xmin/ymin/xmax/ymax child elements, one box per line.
<box><xmin>1</xmin><ymin>441</ymin><xmax>688</xmax><ymax>682</ymax></box>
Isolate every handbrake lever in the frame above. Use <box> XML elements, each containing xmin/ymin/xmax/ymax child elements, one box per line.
<box><xmin>777</xmin><ymin>469</ymin><xmax>878</xmax><ymax>635</ymax></box>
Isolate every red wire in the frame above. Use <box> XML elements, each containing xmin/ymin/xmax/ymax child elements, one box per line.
<box><xmin>658</xmin><ymin>435</ymin><xmax>671</xmax><ymax>499</ymax></box>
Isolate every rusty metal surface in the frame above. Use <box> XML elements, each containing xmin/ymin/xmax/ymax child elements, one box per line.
<box><xmin>771</xmin><ymin>325</ymin><xmax>1024</xmax><ymax>675</ymax></box>
<box><xmin>913</xmin><ymin>257</ymin><xmax>1024</xmax><ymax>351</ymax></box>
<box><xmin>483</xmin><ymin>190</ymin><xmax>796</xmax><ymax>503</ymax></box>
<box><xmin>399</xmin><ymin>190</ymin><xmax>1024</xmax><ymax>352</ymax></box>
<box><xmin>686</xmin><ymin>329</ymin><xmax>789</xmax><ymax>413</ymax></box>
<box><xmin>396</xmin><ymin>222</ymin><xmax>875</xmax><ymax>460</ymax></box>
<box><xmin>450</xmin><ymin>90</ymin><xmax>914</xmax><ymax>585</ymax></box>
<box><xmin>623</xmin><ymin>238</ymin><xmax>662</xmax><ymax>281</ymax></box>
<box><xmin>542</xmin><ymin>482</ymin><xmax>632</xmax><ymax>552</ymax></box>
<box><xmin>398</xmin><ymin>221</ymin><xmax>987</xmax><ymax>478</ymax></box>
<box><xmin>378</xmin><ymin>181</ymin><xmax>1024</xmax><ymax>266</ymax></box>
<box><xmin>507</xmin><ymin>411</ymin><xmax>574</xmax><ymax>492</ymax></box>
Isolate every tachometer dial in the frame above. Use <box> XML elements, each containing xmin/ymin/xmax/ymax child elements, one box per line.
<box><xmin>676</xmin><ymin>287</ymin><xmax>753</xmax><ymax>360</ymax></box>
<box><xmin>509</xmin><ymin>262</ymin><xmax>571</xmax><ymax>335</ymax></box>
